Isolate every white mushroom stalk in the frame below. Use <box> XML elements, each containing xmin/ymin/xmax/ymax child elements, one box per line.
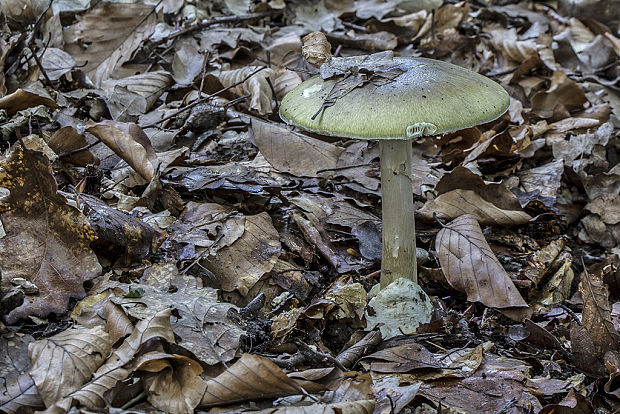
<box><xmin>279</xmin><ymin>55</ymin><xmax>510</xmax><ymax>288</ymax></box>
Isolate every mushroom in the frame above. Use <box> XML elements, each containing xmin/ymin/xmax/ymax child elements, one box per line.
<box><xmin>279</xmin><ymin>56</ymin><xmax>509</xmax><ymax>288</ymax></box>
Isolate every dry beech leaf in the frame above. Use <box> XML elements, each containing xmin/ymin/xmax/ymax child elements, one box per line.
<box><xmin>28</xmin><ymin>326</ymin><xmax>113</xmax><ymax>407</ymax></box>
<box><xmin>199</xmin><ymin>353</ymin><xmax>303</xmax><ymax>408</ymax></box>
<box><xmin>63</xmin><ymin>2</ymin><xmax>157</xmax><ymax>86</ymax></box>
<box><xmin>136</xmin><ymin>352</ymin><xmax>206</xmax><ymax>414</ymax></box>
<box><xmin>531</xmin><ymin>71</ymin><xmax>587</xmax><ymax>118</ymax></box>
<box><xmin>302</xmin><ymin>31</ymin><xmax>332</xmax><ymax>67</ymax></box>
<box><xmin>0</xmin><ymin>146</ymin><xmax>101</xmax><ymax>324</ymax></box>
<box><xmin>0</xmin><ymin>373</ymin><xmax>44</xmax><ymax>413</ymax></box>
<box><xmin>86</xmin><ymin>120</ymin><xmax>159</xmax><ymax>182</ymax></box>
<box><xmin>218</xmin><ymin>66</ymin><xmax>277</xmax><ymax>114</ymax></box>
<box><xmin>262</xmin><ymin>400</ymin><xmax>375</xmax><ymax>413</ymax></box>
<box><xmin>251</xmin><ymin>117</ymin><xmax>343</xmax><ymax>177</ymax></box>
<box><xmin>418</xmin><ymin>189</ymin><xmax>531</xmax><ymax>226</ymax></box>
<box><xmin>103</xmin><ymin>298</ymin><xmax>134</xmax><ymax>345</ymax></box>
<box><xmin>579</xmin><ymin>261</ymin><xmax>620</xmax><ymax>359</ymax></box>
<box><xmin>48</xmin><ymin>126</ymin><xmax>99</xmax><ymax>166</ymax></box>
<box><xmin>112</xmin><ymin>264</ymin><xmax>244</xmax><ymax>365</ymax></box>
<box><xmin>103</xmin><ymin>71</ymin><xmax>173</xmax><ymax>120</ymax></box>
<box><xmin>272</xmin><ymin>69</ymin><xmax>303</xmax><ymax>100</ymax></box>
<box><xmin>0</xmin><ymin>88</ymin><xmax>58</xmax><ymax>115</ymax></box>
<box><xmin>202</xmin><ymin>212</ymin><xmax>281</xmax><ymax>295</ymax></box>
<box><xmin>40</xmin><ymin>48</ymin><xmax>76</xmax><ymax>81</ymax></box>
<box><xmin>49</xmin><ymin>309</ymin><xmax>175</xmax><ymax>412</ymax></box>
<box><xmin>487</xmin><ymin>27</ymin><xmax>540</xmax><ymax>62</ymax></box>
<box><xmin>435</xmin><ymin>214</ymin><xmax>528</xmax><ymax>310</ymax></box>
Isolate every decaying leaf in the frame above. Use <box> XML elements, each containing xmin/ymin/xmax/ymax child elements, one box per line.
<box><xmin>199</xmin><ymin>353</ymin><xmax>303</xmax><ymax>408</ymax></box>
<box><xmin>202</xmin><ymin>212</ymin><xmax>281</xmax><ymax>295</ymax></box>
<box><xmin>251</xmin><ymin>117</ymin><xmax>343</xmax><ymax>177</ymax></box>
<box><xmin>28</xmin><ymin>326</ymin><xmax>113</xmax><ymax>407</ymax></box>
<box><xmin>136</xmin><ymin>352</ymin><xmax>206</xmax><ymax>414</ymax></box>
<box><xmin>579</xmin><ymin>261</ymin><xmax>620</xmax><ymax>359</ymax></box>
<box><xmin>435</xmin><ymin>214</ymin><xmax>528</xmax><ymax>312</ymax></box>
<box><xmin>111</xmin><ymin>264</ymin><xmax>244</xmax><ymax>365</ymax></box>
<box><xmin>218</xmin><ymin>66</ymin><xmax>277</xmax><ymax>114</ymax></box>
<box><xmin>63</xmin><ymin>2</ymin><xmax>158</xmax><ymax>86</ymax></box>
<box><xmin>0</xmin><ymin>146</ymin><xmax>101</xmax><ymax>323</ymax></box>
<box><xmin>86</xmin><ymin>120</ymin><xmax>160</xmax><ymax>182</ymax></box>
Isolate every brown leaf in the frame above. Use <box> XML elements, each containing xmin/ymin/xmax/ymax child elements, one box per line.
<box><xmin>112</xmin><ymin>265</ymin><xmax>244</xmax><ymax>365</ymax></box>
<box><xmin>136</xmin><ymin>352</ymin><xmax>206</xmax><ymax>414</ymax></box>
<box><xmin>50</xmin><ymin>309</ymin><xmax>175</xmax><ymax>412</ymax></box>
<box><xmin>302</xmin><ymin>31</ymin><xmax>332</xmax><ymax>67</ymax></box>
<box><xmin>251</xmin><ymin>117</ymin><xmax>343</xmax><ymax>177</ymax></box>
<box><xmin>28</xmin><ymin>326</ymin><xmax>113</xmax><ymax>406</ymax></box>
<box><xmin>219</xmin><ymin>66</ymin><xmax>277</xmax><ymax>114</ymax></box>
<box><xmin>63</xmin><ymin>2</ymin><xmax>158</xmax><ymax>87</ymax></box>
<box><xmin>199</xmin><ymin>353</ymin><xmax>303</xmax><ymax>408</ymax></box>
<box><xmin>202</xmin><ymin>212</ymin><xmax>281</xmax><ymax>295</ymax></box>
<box><xmin>0</xmin><ymin>88</ymin><xmax>58</xmax><ymax>115</ymax></box>
<box><xmin>0</xmin><ymin>146</ymin><xmax>101</xmax><ymax>324</ymax></box>
<box><xmin>0</xmin><ymin>373</ymin><xmax>44</xmax><ymax>413</ymax></box>
<box><xmin>579</xmin><ymin>261</ymin><xmax>620</xmax><ymax>359</ymax></box>
<box><xmin>435</xmin><ymin>214</ymin><xmax>528</xmax><ymax>310</ymax></box>
<box><xmin>86</xmin><ymin>120</ymin><xmax>159</xmax><ymax>182</ymax></box>
<box><xmin>531</xmin><ymin>71</ymin><xmax>588</xmax><ymax>118</ymax></box>
<box><xmin>0</xmin><ymin>331</ymin><xmax>43</xmax><ymax>413</ymax></box>
<box><xmin>418</xmin><ymin>189</ymin><xmax>531</xmax><ymax>226</ymax></box>
<box><xmin>48</xmin><ymin>126</ymin><xmax>99</xmax><ymax>166</ymax></box>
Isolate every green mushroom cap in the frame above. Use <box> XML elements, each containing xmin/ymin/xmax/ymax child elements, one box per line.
<box><xmin>279</xmin><ymin>57</ymin><xmax>510</xmax><ymax>140</ymax></box>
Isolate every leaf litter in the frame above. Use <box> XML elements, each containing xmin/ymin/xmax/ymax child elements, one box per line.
<box><xmin>0</xmin><ymin>0</ymin><xmax>619</xmax><ymax>413</ymax></box>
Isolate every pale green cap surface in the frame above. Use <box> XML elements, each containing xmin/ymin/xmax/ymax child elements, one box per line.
<box><xmin>279</xmin><ymin>57</ymin><xmax>510</xmax><ymax>140</ymax></box>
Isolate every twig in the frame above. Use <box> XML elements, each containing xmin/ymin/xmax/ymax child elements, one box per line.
<box><xmin>316</xmin><ymin>163</ymin><xmax>371</xmax><ymax>174</ymax></box>
<box><xmin>57</xmin><ymin>139</ymin><xmax>101</xmax><ymax>158</ymax></box>
<box><xmin>27</xmin><ymin>0</ymin><xmax>54</xmax><ymax>88</ymax></box>
<box><xmin>142</xmin><ymin>66</ymin><xmax>267</xmax><ymax>128</ymax></box>
<box><xmin>296</xmin><ymin>340</ymin><xmax>348</xmax><ymax>372</ymax></box>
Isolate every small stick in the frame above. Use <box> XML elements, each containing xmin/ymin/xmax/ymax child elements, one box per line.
<box><xmin>27</xmin><ymin>0</ymin><xmax>54</xmax><ymax>88</ymax></box>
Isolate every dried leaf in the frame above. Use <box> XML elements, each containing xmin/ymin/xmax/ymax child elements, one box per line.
<box><xmin>219</xmin><ymin>66</ymin><xmax>277</xmax><ymax>114</ymax></box>
<box><xmin>0</xmin><ymin>146</ymin><xmax>101</xmax><ymax>324</ymax></box>
<box><xmin>251</xmin><ymin>117</ymin><xmax>343</xmax><ymax>177</ymax></box>
<box><xmin>49</xmin><ymin>309</ymin><xmax>175</xmax><ymax>412</ymax></box>
<box><xmin>136</xmin><ymin>352</ymin><xmax>206</xmax><ymax>414</ymax></box>
<box><xmin>435</xmin><ymin>214</ymin><xmax>528</xmax><ymax>310</ymax></box>
<box><xmin>48</xmin><ymin>126</ymin><xmax>99</xmax><ymax>166</ymax></box>
<box><xmin>199</xmin><ymin>353</ymin><xmax>303</xmax><ymax>408</ymax></box>
<box><xmin>0</xmin><ymin>88</ymin><xmax>58</xmax><ymax>115</ymax></box>
<box><xmin>302</xmin><ymin>31</ymin><xmax>332</xmax><ymax>67</ymax></box>
<box><xmin>86</xmin><ymin>120</ymin><xmax>159</xmax><ymax>182</ymax></box>
<box><xmin>63</xmin><ymin>2</ymin><xmax>158</xmax><ymax>86</ymax></box>
<box><xmin>579</xmin><ymin>262</ymin><xmax>620</xmax><ymax>359</ymax></box>
<box><xmin>418</xmin><ymin>189</ymin><xmax>531</xmax><ymax>226</ymax></box>
<box><xmin>202</xmin><ymin>212</ymin><xmax>281</xmax><ymax>295</ymax></box>
<box><xmin>28</xmin><ymin>326</ymin><xmax>113</xmax><ymax>406</ymax></box>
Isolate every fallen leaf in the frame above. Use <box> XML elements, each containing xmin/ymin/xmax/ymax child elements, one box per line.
<box><xmin>86</xmin><ymin>120</ymin><xmax>159</xmax><ymax>182</ymax></box>
<box><xmin>251</xmin><ymin>117</ymin><xmax>343</xmax><ymax>177</ymax></box>
<box><xmin>579</xmin><ymin>262</ymin><xmax>620</xmax><ymax>359</ymax></box>
<box><xmin>28</xmin><ymin>326</ymin><xmax>113</xmax><ymax>407</ymax></box>
<box><xmin>63</xmin><ymin>2</ymin><xmax>158</xmax><ymax>86</ymax></box>
<box><xmin>199</xmin><ymin>353</ymin><xmax>303</xmax><ymax>407</ymax></box>
<box><xmin>0</xmin><ymin>146</ymin><xmax>101</xmax><ymax>324</ymax></box>
<box><xmin>435</xmin><ymin>214</ymin><xmax>528</xmax><ymax>311</ymax></box>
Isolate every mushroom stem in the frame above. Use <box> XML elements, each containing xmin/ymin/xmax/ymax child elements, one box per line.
<box><xmin>379</xmin><ymin>139</ymin><xmax>417</xmax><ymax>288</ymax></box>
